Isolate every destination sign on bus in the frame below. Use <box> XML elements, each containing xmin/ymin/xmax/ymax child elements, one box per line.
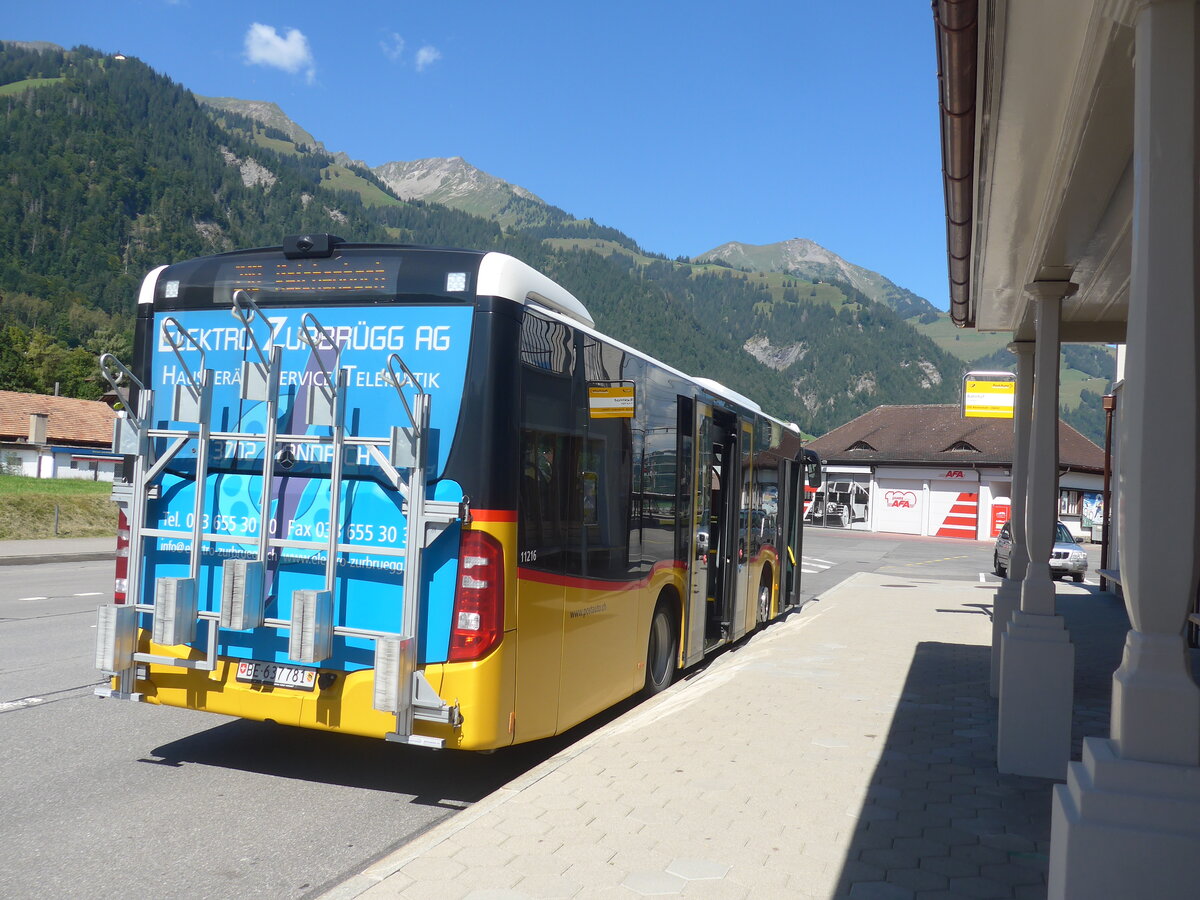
<box><xmin>215</xmin><ymin>258</ymin><xmax>403</xmax><ymax>300</ymax></box>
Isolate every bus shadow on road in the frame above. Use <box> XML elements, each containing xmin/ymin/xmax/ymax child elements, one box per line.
<box><xmin>140</xmin><ymin>696</ymin><xmax>642</xmax><ymax>807</ymax></box>
<box><xmin>134</xmin><ymin>607</ymin><xmax>792</xmax><ymax>806</ymax></box>
<box><xmin>136</xmin><ymin>619</ymin><xmax>776</xmax><ymax>805</ymax></box>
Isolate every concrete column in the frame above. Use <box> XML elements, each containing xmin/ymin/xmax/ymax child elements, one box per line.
<box><xmin>1050</xmin><ymin>2</ymin><xmax>1200</xmax><ymax>897</ymax></box>
<box><xmin>1110</xmin><ymin>3</ymin><xmax>1200</xmax><ymax>770</ymax></box>
<box><xmin>1007</xmin><ymin>342</ymin><xmax>1035</xmax><ymax>585</ymax></box>
<box><xmin>1020</xmin><ymin>285</ymin><xmax>1071</xmax><ymax>616</ymax></box>
<box><xmin>997</xmin><ymin>282</ymin><xmax>1075</xmax><ymax>778</ymax></box>
<box><xmin>990</xmin><ymin>340</ymin><xmax>1034</xmax><ymax>697</ymax></box>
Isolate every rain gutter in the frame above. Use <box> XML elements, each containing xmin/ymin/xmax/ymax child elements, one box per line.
<box><xmin>933</xmin><ymin>0</ymin><xmax>979</xmax><ymax>327</ymax></box>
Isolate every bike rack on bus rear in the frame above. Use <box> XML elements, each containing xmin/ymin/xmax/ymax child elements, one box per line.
<box><xmin>94</xmin><ymin>297</ymin><xmax>461</xmax><ymax>747</ymax></box>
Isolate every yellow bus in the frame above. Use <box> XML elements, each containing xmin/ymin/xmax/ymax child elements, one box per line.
<box><xmin>95</xmin><ymin>235</ymin><xmax>817</xmax><ymax>750</ymax></box>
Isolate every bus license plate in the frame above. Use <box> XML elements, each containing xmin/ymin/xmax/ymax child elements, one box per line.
<box><xmin>235</xmin><ymin>660</ymin><xmax>317</xmax><ymax>691</ymax></box>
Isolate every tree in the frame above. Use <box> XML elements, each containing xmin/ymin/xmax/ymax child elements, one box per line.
<box><xmin>0</xmin><ymin>325</ymin><xmax>36</xmax><ymax>391</ymax></box>
<box><xmin>85</xmin><ymin>325</ymin><xmax>132</xmax><ymax>362</ymax></box>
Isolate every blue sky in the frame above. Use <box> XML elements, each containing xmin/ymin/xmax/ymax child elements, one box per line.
<box><xmin>8</xmin><ymin>1</ymin><xmax>950</xmax><ymax>309</ymax></box>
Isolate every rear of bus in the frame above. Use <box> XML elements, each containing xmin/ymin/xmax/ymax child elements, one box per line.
<box><xmin>96</xmin><ymin>236</ymin><xmax>535</xmax><ymax>750</ymax></box>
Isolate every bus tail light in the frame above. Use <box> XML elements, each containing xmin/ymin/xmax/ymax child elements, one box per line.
<box><xmin>448</xmin><ymin>530</ymin><xmax>504</xmax><ymax>662</ymax></box>
<box><xmin>114</xmin><ymin>509</ymin><xmax>130</xmax><ymax>604</ymax></box>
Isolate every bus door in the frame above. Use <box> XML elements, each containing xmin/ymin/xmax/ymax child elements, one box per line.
<box><xmin>690</xmin><ymin>404</ymin><xmax>740</xmax><ymax>647</ymax></box>
<box><xmin>780</xmin><ymin>459</ymin><xmax>804</xmax><ymax>608</ymax></box>
<box><xmin>732</xmin><ymin>419</ymin><xmax>754</xmax><ymax>638</ymax></box>
<box><xmin>677</xmin><ymin>398</ymin><xmax>703</xmax><ymax>666</ymax></box>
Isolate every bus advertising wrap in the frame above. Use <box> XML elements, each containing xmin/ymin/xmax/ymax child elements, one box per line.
<box><xmin>141</xmin><ymin>305</ymin><xmax>473</xmax><ymax>668</ymax></box>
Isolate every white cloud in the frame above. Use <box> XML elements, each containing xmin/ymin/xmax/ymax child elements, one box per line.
<box><xmin>415</xmin><ymin>45</ymin><xmax>442</xmax><ymax>72</ymax></box>
<box><xmin>244</xmin><ymin>23</ymin><xmax>315</xmax><ymax>84</ymax></box>
<box><xmin>381</xmin><ymin>32</ymin><xmax>405</xmax><ymax>62</ymax></box>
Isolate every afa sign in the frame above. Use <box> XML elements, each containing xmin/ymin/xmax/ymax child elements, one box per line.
<box><xmin>962</xmin><ymin>371</ymin><xmax>1016</xmax><ymax>419</ymax></box>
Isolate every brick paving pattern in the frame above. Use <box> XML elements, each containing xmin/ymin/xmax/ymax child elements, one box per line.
<box><xmin>322</xmin><ymin>572</ymin><xmax>1136</xmax><ymax>900</ymax></box>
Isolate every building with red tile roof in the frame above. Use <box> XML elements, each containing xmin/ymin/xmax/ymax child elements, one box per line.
<box><xmin>0</xmin><ymin>390</ymin><xmax>120</xmax><ymax>480</ymax></box>
<box><xmin>804</xmin><ymin>405</ymin><xmax>1104</xmax><ymax>541</ymax></box>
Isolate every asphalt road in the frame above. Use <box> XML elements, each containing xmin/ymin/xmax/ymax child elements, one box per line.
<box><xmin>0</xmin><ymin>528</ymin><xmax>1039</xmax><ymax>899</ymax></box>
<box><xmin>0</xmin><ymin>560</ymin><xmax>610</xmax><ymax>900</ymax></box>
<box><xmin>797</xmin><ymin>525</ymin><xmax>1001</xmax><ymax>601</ymax></box>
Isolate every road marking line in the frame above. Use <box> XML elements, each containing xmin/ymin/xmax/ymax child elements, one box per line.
<box><xmin>74</xmin><ymin>592</ymin><xmax>104</xmax><ymax>597</ymax></box>
<box><xmin>0</xmin><ymin>697</ymin><xmax>46</xmax><ymax>712</ymax></box>
<box><xmin>805</xmin><ymin>557</ymin><xmax>836</xmax><ymax>566</ymax></box>
<box><xmin>17</xmin><ymin>596</ymin><xmax>48</xmax><ymax>602</ymax></box>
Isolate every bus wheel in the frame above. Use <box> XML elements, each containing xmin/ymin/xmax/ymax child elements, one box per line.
<box><xmin>642</xmin><ymin>599</ymin><xmax>678</xmax><ymax>697</ymax></box>
<box><xmin>756</xmin><ymin>571</ymin><xmax>772</xmax><ymax>625</ymax></box>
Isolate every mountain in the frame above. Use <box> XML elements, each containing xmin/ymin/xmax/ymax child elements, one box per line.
<box><xmin>623</xmin><ymin>256</ymin><xmax>964</xmax><ymax>433</ymax></box>
<box><xmin>195</xmin><ymin>95</ymin><xmax>369</xmax><ymax>171</ymax></box>
<box><xmin>196</xmin><ymin>96</ymin><xmax>322</xmax><ymax>150</ymax></box>
<box><xmin>0</xmin><ymin>41</ymin><xmax>972</xmax><ymax>436</ymax></box>
<box><xmin>697</xmin><ymin>238</ymin><xmax>941</xmax><ymax>321</ymax></box>
<box><xmin>0</xmin><ymin>43</ymin><xmax>806</xmax><ymax>424</ymax></box>
<box><xmin>692</xmin><ymin>239</ymin><xmax>1114</xmax><ymax>443</ymax></box>
<box><xmin>373</xmin><ymin>156</ymin><xmax>640</xmax><ymax>249</ymax></box>
<box><xmin>293</xmin><ymin>151</ymin><xmax>1114</xmax><ymax>441</ymax></box>
<box><xmin>0</xmin><ymin>43</ymin><xmax>406</xmax><ymax>397</ymax></box>
<box><xmin>3</xmin><ymin>40</ymin><xmax>64</xmax><ymax>54</ymax></box>
<box><xmin>375</xmin><ymin>157</ymin><xmax>544</xmax><ymax>216</ymax></box>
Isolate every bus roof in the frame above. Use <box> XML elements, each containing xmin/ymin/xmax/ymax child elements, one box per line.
<box><xmin>138</xmin><ymin>239</ymin><xmax>595</xmax><ymax>329</ymax></box>
<box><xmin>477</xmin><ymin>252</ymin><xmax>594</xmax><ymax>329</ymax></box>
<box><xmin>694</xmin><ymin>378</ymin><xmax>763</xmax><ymax>414</ymax></box>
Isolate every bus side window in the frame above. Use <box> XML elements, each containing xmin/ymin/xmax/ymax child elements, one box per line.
<box><xmin>520</xmin><ymin>313</ymin><xmax>575</xmax><ymax>374</ymax></box>
<box><xmin>518</xmin><ymin>308</ymin><xmax>580</xmax><ymax>572</ymax></box>
<box><xmin>520</xmin><ymin>431</ymin><xmax>563</xmax><ymax>562</ymax></box>
<box><xmin>580</xmin><ymin>470</ymin><xmax>599</xmax><ymax>526</ymax></box>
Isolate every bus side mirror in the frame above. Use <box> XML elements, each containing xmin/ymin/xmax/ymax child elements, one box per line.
<box><xmin>802</xmin><ymin>450</ymin><xmax>822</xmax><ymax>488</ymax></box>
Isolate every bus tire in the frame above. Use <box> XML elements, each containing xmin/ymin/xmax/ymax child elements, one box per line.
<box><xmin>756</xmin><ymin>568</ymin><xmax>773</xmax><ymax>625</ymax></box>
<box><xmin>642</xmin><ymin>597</ymin><xmax>678</xmax><ymax>697</ymax></box>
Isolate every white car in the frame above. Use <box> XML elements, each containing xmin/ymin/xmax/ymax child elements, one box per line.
<box><xmin>993</xmin><ymin>521</ymin><xmax>1088</xmax><ymax>582</ymax></box>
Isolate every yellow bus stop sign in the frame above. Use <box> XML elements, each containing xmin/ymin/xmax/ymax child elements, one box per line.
<box><xmin>962</xmin><ymin>372</ymin><xmax>1016</xmax><ymax>418</ymax></box>
<box><xmin>588</xmin><ymin>384</ymin><xmax>635</xmax><ymax>418</ymax></box>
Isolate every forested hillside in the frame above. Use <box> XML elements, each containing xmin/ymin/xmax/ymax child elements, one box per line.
<box><xmin>0</xmin><ymin>42</ymin><xmax>965</xmax><ymax>435</ymax></box>
<box><xmin>601</xmin><ymin>258</ymin><xmax>961</xmax><ymax>433</ymax></box>
<box><xmin>0</xmin><ymin>44</ymin><xmax>395</xmax><ymax>396</ymax></box>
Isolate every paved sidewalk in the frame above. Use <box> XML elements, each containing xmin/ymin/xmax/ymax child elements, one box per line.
<box><xmin>323</xmin><ymin>572</ymin><xmax>1131</xmax><ymax>900</ymax></box>
<box><xmin>0</xmin><ymin>536</ymin><xmax>115</xmax><ymax>566</ymax></box>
